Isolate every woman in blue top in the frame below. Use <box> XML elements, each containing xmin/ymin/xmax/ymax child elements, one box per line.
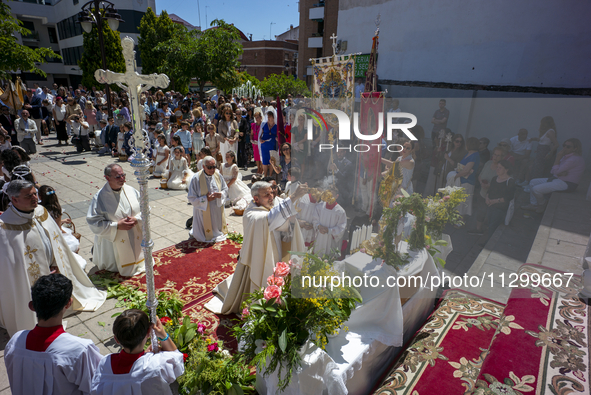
<box><xmin>448</xmin><ymin>137</ymin><xmax>480</xmax><ymax>217</ymax></box>
<box><xmin>260</xmin><ymin>110</ymin><xmax>277</xmax><ymax>177</ymax></box>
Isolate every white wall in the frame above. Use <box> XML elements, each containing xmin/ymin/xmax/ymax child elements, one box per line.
<box><xmin>381</xmin><ymin>83</ymin><xmax>591</xmax><ymax>167</ymax></box>
<box><xmin>338</xmin><ymin>0</ymin><xmax>591</xmax><ymax>88</ymax></box>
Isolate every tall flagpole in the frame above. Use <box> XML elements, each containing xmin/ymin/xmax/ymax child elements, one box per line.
<box><xmin>95</xmin><ymin>37</ymin><xmax>170</xmax><ymax>351</ymax></box>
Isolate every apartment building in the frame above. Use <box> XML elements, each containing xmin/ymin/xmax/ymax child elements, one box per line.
<box><xmin>8</xmin><ymin>0</ymin><xmax>154</xmax><ymax>88</ymax></box>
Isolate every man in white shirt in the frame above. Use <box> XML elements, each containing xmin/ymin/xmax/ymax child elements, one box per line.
<box><xmin>68</xmin><ymin>114</ymin><xmax>91</xmax><ymax>152</ymax></box>
<box><xmin>5</xmin><ymin>273</ymin><xmax>104</xmax><ymax>394</ymax></box>
<box><xmin>510</xmin><ymin>128</ymin><xmax>532</xmax><ymax>185</ymax></box>
<box><xmin>211</xmin><ymin>90</ymin><xmax>220</xmax><ymax>104</ymax></box>
<box><xmin>14</xmin><ymin>109</ymin><xmax>38</xmax><ymax>154</ymax></box>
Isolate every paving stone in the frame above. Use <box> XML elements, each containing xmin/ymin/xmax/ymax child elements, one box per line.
<box><xmin>85</xmin><ymin>311</ymin><xmax>120</xmax><ymax>342</ymax></box>
<box><xmin>67</xmin><ymin>322</ymin><xmax>101</xmax><ymax>345</ymax></box>
<box><xmin>544</xmin><ymin>238</ymin><xmax>587</xmax><ymax>259</ymax></box>
<box><xmin>540</xmin><ymin>251</ymin><xmax>584</xmax><ymax>276</ymax></box>
<box><xmin>0</xmin><ymin>358</ymin><xmax>9</xmax><ymax>392</ymax></box>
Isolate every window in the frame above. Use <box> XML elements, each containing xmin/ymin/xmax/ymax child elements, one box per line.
<box><xmin>62</xmin><ymin>46</ymin><xmax>83</xmax><ymax>65</ymax></box>
<box><xmin>48</xmin><ymin>27</ymin><xmax>58</xmax><ymax>43</ymax></box>
<box><xmin>57</xmin><ymin>15</ymin><xmax>83</xmax><ymax>40</ymax></box>
<box><xmin>20</xmin><ymin>21</ymin><xmax>35</xmax><ymax>31</ymax></box>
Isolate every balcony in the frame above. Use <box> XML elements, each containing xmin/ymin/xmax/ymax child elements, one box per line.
<box><xmin>309</xmin><ymin>6</ymin><xmax>324</xmax><ymax>21</ymax></box>
<box><xmin>308</xmin><ymin>36</ymin><xmax>323</xmax><ymax>48</ymax></box>
<box><xmin>22</xmin><ymin>31</ymin><xmax>40</xmax><ymax>41</ymax></box>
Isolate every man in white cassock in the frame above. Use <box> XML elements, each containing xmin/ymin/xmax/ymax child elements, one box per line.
<box><xmin>0</xmin><ymin>180</ymin><xmax>107</xmax><ymax>337</ymax></box>
<box><xmin>312</xmin><ymin>187</ymin><xmax>347</xmax><ymax>258</ymax></box>
<box><xmin>5</xmin><ymin>273</ymin><xmax>103</xmax><ymax>394</ymax></box>
<box><xmin>87</xmin><ymin>164</ymin><xmax>146</xmax><ymax>277</ymax></box>
<box><xmin>188</xmin><ymin>156</ymin><xmax>229</xmax><ymax>242</ymax></box>
<box><xmin>205</xmin><ymin>181</ymin><xmax>308</xmax><ymax>314</ymax></box>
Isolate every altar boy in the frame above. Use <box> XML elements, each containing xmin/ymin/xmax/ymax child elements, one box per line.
<box><xmin>313</xmin><ymin>186</ymin><xmax>348</xmax><ymax>258</ymax></box>
<box><xmin>91</xmin><ymin>309</ymin><xmax>185</xmax><ymax>395</ymax></box>
<box><xmin>4</xmin><ymin>274</ymin><xmax>104</xmax><ymax>394</ymax></box>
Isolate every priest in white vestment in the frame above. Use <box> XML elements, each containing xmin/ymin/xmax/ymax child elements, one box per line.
<box><xmin>312</xmin><ymin>189</ymin><xmax>348</xmax><ymax>258</ymax></box>
<box><xmin>0</xmin><ymin>180</ymin><xmax>107</xmax><ymax>337</ymax></box>
<box><xmin>205</xmin><ymin>181</ymin><xmax>308</xmax><ymax>314</ymax></box>
<box><xmin>188</xmin><ymin>156</ymin><xmax>229</xmax><ymax>243</ymax></box>
<box><xmin>87</xmin><ymin>164</ymin><xmax>146</xmax><ymax>277</ymax></box>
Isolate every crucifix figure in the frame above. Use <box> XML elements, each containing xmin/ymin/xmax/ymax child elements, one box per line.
<box><xmin>94</xmin><ymin>36</ymin><xmax>169</xmax><ymax>352</ymax></box>
<box><xmin>95</xmin><ymin>36</ymin><xmax>169</xmax><ymax>152</ymax></box>
<box><xmin>330</xmin><ymin>33</ymin><xmax>338</xmax><ymax>57</ymax></box>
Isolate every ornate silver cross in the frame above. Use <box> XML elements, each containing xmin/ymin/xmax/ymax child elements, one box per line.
<box><xmin>95</xmin><ymin>36</ymin><xmax>169</xmax><ymax>151</ymax></box>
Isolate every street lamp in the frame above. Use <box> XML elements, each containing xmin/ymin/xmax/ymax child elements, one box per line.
<box><xmin>78</xmin><ymin>0</ymin><xmax>124</xmax><ymax>117</ymax></box>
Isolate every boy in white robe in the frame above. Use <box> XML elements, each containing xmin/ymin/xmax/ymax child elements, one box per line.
<box><xmin>313</xmin><ymin>187</ymin><xmax>348</xmax><ymax>258</ymax></box>
<box><xmin>91</xmin><ymin>309</ymin><xmax>184</xmax><ymax>395</ymax></box>
<box><xmin>5</xmin><ymin>273</ymin><xmax>104</xmax><ymax>395</ymax></box>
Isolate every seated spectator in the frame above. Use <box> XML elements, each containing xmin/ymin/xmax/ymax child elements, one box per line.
<box><xmin>91</xmin><ymin>309</ymin><xmax>184</xmax><ymax>395</ymax></box>
<box><xmin>476</xmin><ymin>137</ymin><xmax>490</xmax><ymax>175</ymax></box>
<box><xmin>470</xmin><ymin>160</ymin><xmax>516</xmax><ymax>238</ymax></box>
<box><xmin>471</xmin><ymin>147</ymin><xmax>504</xmax><ymax>235</ymax></box>
<box><xmin>447</xmin><ymin>137</ymin><xmax>481</xmax><ymax>218</ymax></box>
<box><xmin>4</xmin><ymin>274</ymin><xmax>103</xmax><ymax>394</ymax></box>
<box><xmin>510</xmin><ymin>128</ymin><xmax>532</xmax><ymax>185</ymax></box>
<box><xmin>522</xmin><ymin>138</ymin><xmax>585</xmax><ymax>213</ymax></box>
<box><xmin>496</xmin><ymin>140</ymin><xmax>515</xmax><ymax>165</ymax></box>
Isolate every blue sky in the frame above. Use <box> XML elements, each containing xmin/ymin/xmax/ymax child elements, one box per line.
<box><xmin>155</xmin><ymin>0</ymin><xmax>300</xmax><ymax>41</ymax></box>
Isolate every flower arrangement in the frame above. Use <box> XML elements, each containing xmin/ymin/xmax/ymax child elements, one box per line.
<box><xmin>360</xmin><ymin>188</ymin><xmax>467</xmax><ymax>270</ymax></box>
<box><xmin>424</xmin><ymin>187</ymin><xmax>467</xmax><ymax>240</ymax></box>
<box><xmin>234</xmin><ymin>253</ymin><xmax>361</xmax><ymax>391</ymax></box>
<box><xmin>175</xmin><ymin>319</ymin><xmax>255</xmax><ymax>395</ymax></box>
<box><xmin>90</xmin><ymin>275</ymin><xmax>255</xmax><ymax>394</ymax></box>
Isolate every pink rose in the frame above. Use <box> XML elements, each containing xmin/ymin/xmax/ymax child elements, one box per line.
<box><xmin>443</xmin><ymin>195</ymin><xmax>451</xmax><ymax>201</ymax></box>
<box><xmin>207</xmin><ymin>342</ymin><xmax>219</xmax><ymax>352</ymax></box>
<box><xmin>197</xmin><ymin>323</ymin><xmax>206</xmax><ymax>334</ymax></box>
<box><xmin>267</xmin><ymin>275</ymin><xmax>285</xmax><ymax>287</ymax></box>
<box><xmin>274</xmin><ymin>261</ymin><xmax>290</xmax><ymax>277</ymax></box>
<box><xmin>426</xmin><ymin>245</ymin><xmax>431</xmax><ymax>250</ymax></box>
<box><xmin>241</xmin><ymin>307</ymin><xmax>250</xmax><ymax>319</ymax></box>
<box><xmin>360</xmin><ymin>248</ymin><xmax>366</xmax><ymax>253</ymax></box>
<box><xmin>264</xmin><ymin>285</ymin><xmax>282</xmax><ymax>303</ymax></box>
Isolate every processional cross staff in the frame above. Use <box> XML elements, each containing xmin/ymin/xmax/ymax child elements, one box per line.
<box><xmin>95</xmin><ymin>36</ymin><xmax>170</xmax><ymax>352</ymax></box>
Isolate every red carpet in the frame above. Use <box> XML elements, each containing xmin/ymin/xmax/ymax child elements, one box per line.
<box><xmin>105</xmin><ymin>239</ymin><xmax>242</xmax><ymax>343</ymax></box>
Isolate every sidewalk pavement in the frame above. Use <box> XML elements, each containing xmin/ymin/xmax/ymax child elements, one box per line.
<box><xmin>462</xmin><ymin>173</ymin><xmax>591</xmax><ymax>304</ymax></box>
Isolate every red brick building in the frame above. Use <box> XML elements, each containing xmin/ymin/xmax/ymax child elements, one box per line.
<box><xmin>241</xmin><ymin>40</ymin><xmax>299</xmax><ymax>81</ymax></box>
<box><xmin>297</xmin><ymin>0</ymin><xmax>340</xmax><ymax>85</ymax></box>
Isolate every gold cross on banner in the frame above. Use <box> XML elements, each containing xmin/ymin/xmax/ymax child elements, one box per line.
<box><xmin>95</xmin><ymin>37</ymin><xmax>169</xmax><ymax>151</ymax></box>
<box><xmin>121</xmin><ymin>239</ymin><xmax>125</xmax><ymax>243</ymax></box>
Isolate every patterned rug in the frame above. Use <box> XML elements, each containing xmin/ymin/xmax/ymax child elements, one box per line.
<box><xmin>473</xmin><ymin>264</ymin><xmax>589</xmax><ymax>395</ymax></box>
<box><xmin>105</xmin><ymin>238</ymin><xmax>241</xmax><ymax>341</ymax></box>
<box><xmin>372</xmin><ymin>289</ymin><xmax>507</xmax><ymax>394</ymax></box>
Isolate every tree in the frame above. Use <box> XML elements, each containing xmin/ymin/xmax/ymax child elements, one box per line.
<box><xmin>0</xmin><ymin>0</ymin><xmax>61</xmax><ymax>79</ymax></box>
<box><xmin>138</xmin><ymin>8</ymin><xmax>176</xmax><ymax>75</ymax></box>
<box><xmin>260</xmin><ymin>73</ymin><xmax>310</xmax><ymax>98</ymax></box>
<box><xmin>78</xmin><ymin>13</ymin><xmax>125</xmax><ymax>89</ymax></box>
<box><xmin>153</xmin><ymin>19</ymin><xmax>243</xmax><ymax>97</ymax></box>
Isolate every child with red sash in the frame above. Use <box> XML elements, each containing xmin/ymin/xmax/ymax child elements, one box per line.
<box><xmin>4</xmin><ymin>273</ymin><xmax>103</xmax><ymax>394</ymax></box>
<box><xmin>90</xmin><ymin>309</ymin><xmax>184</xmax><ymax>395</ymax></box>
